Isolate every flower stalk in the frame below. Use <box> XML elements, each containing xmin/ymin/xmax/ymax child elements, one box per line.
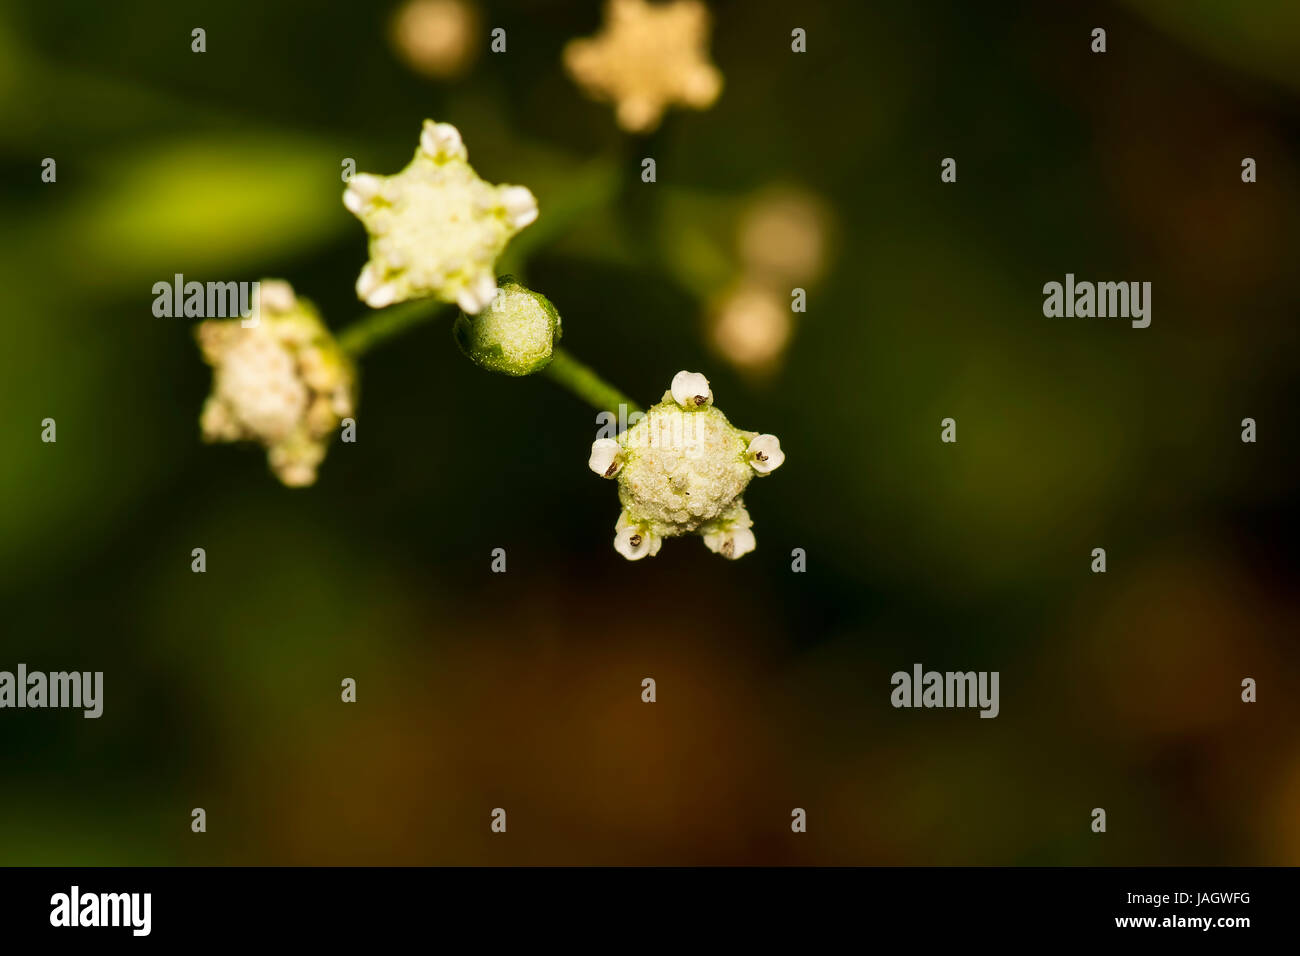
<box><xmin>337</xmin><ymin>298</ymin><xmax>447</xmax><ymax>357</ymax></box>
<box><xmin>337</xmin><ymin>291</ymin><xmax>639</xmax><ymax>416</ymax></box>
<box><xmin>544</xmin><ymin>347</ymin><xmax>642</xmax><ymax>416</ymax></box>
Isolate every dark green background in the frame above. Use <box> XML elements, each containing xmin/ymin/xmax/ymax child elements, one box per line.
<box><xmin>0</xmin><ymin>0</ymin><xmax>1296</xmax><ymax>864</ymax></box>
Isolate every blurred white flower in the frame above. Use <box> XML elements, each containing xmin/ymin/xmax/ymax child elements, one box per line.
<box><xmin>197</xmin><ymin>281</ymin><xmax>355</xmax><ymax>487</ymax></box>
<box><xmin>709</xmin><ymin>282</ymin><xmax>792</xmax><ymax>373</ymax></box>
<box><xmin>737</xmin><ymin>187</ymin><xmax>832</xmax><ymax>285</ymax></box>
<box><xmin>563</xmin><ymin>0</ymin><xmax>723</xmax><ymax>133</ymax></box>
<box><xmin>390</xmin><ymin>0</ymin><xmax>481</xmax><ymax>80</ymax></box>
<box><xmin>710</xmin><ymin>188</ymin><xmax>833</xmax><ymax>375</ymax></box>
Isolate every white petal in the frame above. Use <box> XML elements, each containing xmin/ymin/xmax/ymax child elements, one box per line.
<box><xmin>748</xmin><ymin>433</ymin><xmax>785</xmax><ymax>474</ymax></box>
<box><xmin>499</xmin><ymin>186</ymin><xmax>538</xmax><ymax>229</ymax></box>
<box><xmin>457</xmin><ymin>273</ymin><xmax>497</xmax><ymax>314</ymax></box>
<box><xmin>365</xmin><ymin>282</ymin><xmax>399</xmax><ymax>309</ymax></box>
<box><xmin>419</xmin><ymin>121</ymin><xmax>466</xmax><ymax>161</ymax></box>
<box><xmin>614</xmin><ymin>526</ymin><xmax>655</xmax><ymax>561</ymax></box>
<box><xmin>670</xmin><ymin>370</ymin><xmax>712</xmax><ymax>407</ymax></box>
<box><xmin>352</xmin><ymin>173</ymin><xmax>381</xmax><ymax>197</ymax></box>
<box><xmin>356</xmin><ymin>263</ymin><xmax>381</xmax><ymax>300</ymax></box>
<box><xmin>704</xmin><ymin>525</ymin><xmax>756</xmax><ymax>560</ymax></box>
<box><xmin>588</xmin><ymin>438</ymin><xmax>622</xmax><ymax>477</ymax></box>
<box><xmin>257</xmin><ymin>280</ymin><xmax>295</xmax><ymax>314</ymax></box>
<box><xmin>343</xmin><ymin>174</ymin><xmax>381</xmax><ymax>214</ymax></box>
<box><xmin>472</xmin><ymin>272</ymin><xmax>497</xmax><ymax>306</ymax></box>
<box><xmin>456</xmin><ymin>287</ymin><xmax>480</xmax><ymax>313</ymax></box>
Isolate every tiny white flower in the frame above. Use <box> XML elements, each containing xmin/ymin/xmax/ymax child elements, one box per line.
<box><xmin>342</xmin><ymin>173</ymin><xmax>383</xmax><ymax>215</ymax></box>
<box><xmin>499</xmin><ymin>185</ymin><xmax>539</xmax><ymax>229</ymax></box>
<box><xmin>355</xmin><ymin>262</ymin><xmax>400</xmax><ymax>309</ymax></box>
<box><xmin>365</xmin><ymin>280</ymin><xmax>400</xmax><ymax>309</ymax></box>
<box><xmin>588</xmin><ymin>438</ymin><xmax>622</xmax><ymax>477</ymax></box>
<box><xmin>614</xmin><ymin>512</ymin><xmax>661</xmax><ymax>560</ymax></box>
<box><xmin>456</xmin><ymin>272</ymin><xmax>498</xmax><ymax>314</ymax></box>
<box><xmin>419</xmin><ymin>120</ymin><xmax>466</xmax><ymax>161</ymax></box>
<box><xmin>703</xmin><ymin>524</ymin><xmax>756</xmax><ymax>560</ymax></box>
<box><xmin>702</xmin><ymin>503</ymin><xmax>755</xmax><ymax>559</ymax></box>
<box><xmin>257</xmin><ymin>280</ymin><xmax>297</xmax><ymax>314</ymax></box>
<box><xmin>670</xmin><ymin>370</ymin><xmax>712</xmax><ymax>407</ymax></box>
<box><xmin>747</xmin><ymin>433</ymin><xmax>784</xmax><ymax>475</ymax></box>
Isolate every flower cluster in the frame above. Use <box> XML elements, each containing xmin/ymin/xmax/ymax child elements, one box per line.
<box><xmin>197</xmin><ymin>281</ymin><xmax>355</xmax><ymax>487</ymax></box>
<box><xmin>195</xmin><ymin>103</ymin><xmax>792</xmax><ymax>570</ymax></box>
<box><xmin>344</xmin><ymin>120</ymin><xmax>537</xmax><ymax>313</ymax></box>
<box><xmin>589</xmin><ymin>371</ymin><xmax>784</xmax><ymax>560</ymax></box>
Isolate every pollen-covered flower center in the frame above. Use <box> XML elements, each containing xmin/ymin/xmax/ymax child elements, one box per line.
<box><xmin>370</xmin><ymin>164</ymin><xmax>503</xmax><ymax>287</ymax></box>
<box><xmin>617</xmin><ymin>402</ymin><xmax>752</xmax><ymax>535</ymax></box>
<box><xmin>345</xmin><ymin>121</ymin><xmax>537</xmax><ymax>313</ymax></box>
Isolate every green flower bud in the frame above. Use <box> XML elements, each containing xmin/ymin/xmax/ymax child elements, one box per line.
<box><xmin>452</xmin><ymin>276</ymin><xmax>562</xmax><ymax>376</ymax></box>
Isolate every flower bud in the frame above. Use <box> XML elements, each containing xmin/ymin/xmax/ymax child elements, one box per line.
<box><xmin>452</xmin><ymin>276</ymin><xmax>562</xmax><ymax>376</ymax></box>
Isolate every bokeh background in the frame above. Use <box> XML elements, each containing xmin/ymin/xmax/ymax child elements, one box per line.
<box><xmin>1</xmin><ymin>0</ymin><xmax>1297</xmax><ymax>864</ymax></box>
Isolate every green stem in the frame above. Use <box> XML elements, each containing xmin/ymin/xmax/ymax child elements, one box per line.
<box><xmin>544</xmin><ymin>347</ymin><xmax>642</xmax><ymax>416</ymax></box>
<box><xmin>335</xmin><ymin>152</ymin><xmax>638</xmax><ymax>409</ymax></box>
<box><xmin>337</xmin><ymin>302</ymin><xmax>639</xmax><ymax>416</ymax></box>
<box><xmin>337</xmin><ymin>298</ymin><xmax>447</xmax><ymax>357</ymax></box>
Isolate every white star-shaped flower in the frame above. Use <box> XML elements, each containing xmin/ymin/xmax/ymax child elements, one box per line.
<box><xmin>563</xmin><ymin>0</ymin><xmax>723</xmax><ymax>133</ymax></box>
<box><xmin>344</xmin><ymin>120</ymin><xmax>537</xmax><ymax>314</ymax></box>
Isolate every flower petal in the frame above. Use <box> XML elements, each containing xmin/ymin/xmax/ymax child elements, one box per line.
<box><xmin>704</xmin><ymin>524</ymin><xmax>756</xmax><ymax>560</ymax></box>
<box><xmin>588</xmin><ymin>438</ymin><xmax>622</xmax><ymax>477</ymax></box>
<box><xmin>670</xmin><ymin>370</ymin><xmax>712</xmax><ymax>407</ymax></box>
<box><xmin>419</xmin><ymin>120</ymin><xmax>466</xmax><ymax>161</ymax></box>
<box><xmin>747</xmin><ymin>433</ymin><xmax>784</xmax><ymax>474</ymax></box>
